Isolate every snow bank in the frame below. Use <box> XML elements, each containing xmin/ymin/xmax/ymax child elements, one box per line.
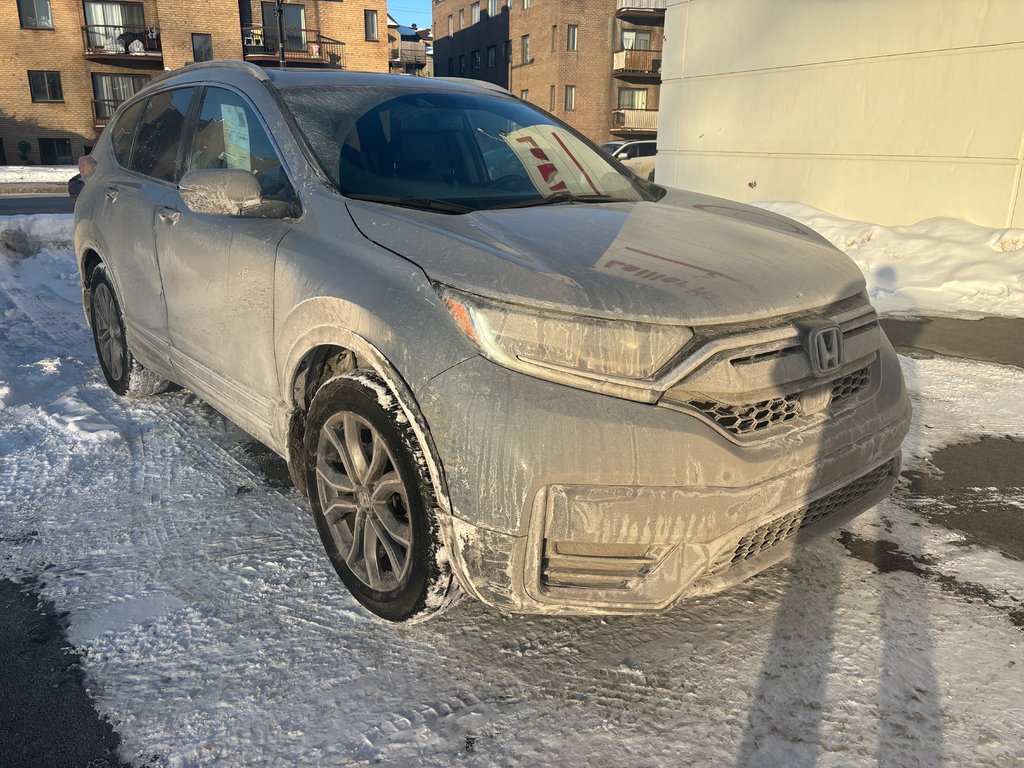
<box><xmin>0</xmin><ymin>214</ymin><xmax>74</xmax><ymax>256</ymax></box>
<box><xmin>0</xmin><ymin>165</ymin><xmax>77</xmax><ymax>184</ymax></box>
<box><xmin>756</xmin><ymin>202</ymin><xmax>1024</xmax><ymax>318</ymax></box>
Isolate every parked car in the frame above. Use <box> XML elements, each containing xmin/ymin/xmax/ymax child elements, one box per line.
<box><xmin>608</xmin><ymin>138</ymin><xmax>657</xmax><ymax>181</ymax></box>
<box><xmin>73</xmin><ymin>63</ymin><xmax>910</xmax><ymax>622</ymax></box>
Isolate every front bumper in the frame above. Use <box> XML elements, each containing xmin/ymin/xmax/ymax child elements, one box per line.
<box><xmin>420</xmin><ymin>337</ymin><xmax>911</xmax><ymax>615</ymax></box>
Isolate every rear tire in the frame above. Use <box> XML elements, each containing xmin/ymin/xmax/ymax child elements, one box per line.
<box><xmin>304</xmin><ymin>372</ymin><xmax>458</xmax><ymax>622</ymax></box>
<box><xmin>89</xmin><ymin>265</ymin><xmax>171</xmax><ymax>397</ymax></box>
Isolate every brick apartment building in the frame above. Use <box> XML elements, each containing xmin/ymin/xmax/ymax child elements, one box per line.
<box><xmin>0</xmin><ymin>0</ymin><xmax>387</xmax><ymax>165</ymax></box>
<box><xmin>431</xmin><ymin>0</ymin><xmax>664</xmax><ymax>145</ymax></box>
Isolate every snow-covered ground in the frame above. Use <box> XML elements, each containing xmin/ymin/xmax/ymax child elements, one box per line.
<box><xmin>1</xmin><ymin>213</ymin><xmax>1023</xmax><ymax>766</ymax></box>
<box><xmin>758</xmin><ymin>202</ymin><xmax>1024</xmax><ymax>319</ymax></box>
<box><xmin>0</xmin><ymin>165</ymin><xmax>78</xmax><ymax>185</ymax></box>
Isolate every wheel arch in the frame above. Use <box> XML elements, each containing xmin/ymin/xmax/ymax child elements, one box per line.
<box><xmin>280</xmin><ymin>322</ymin><xmax>453</xmax><ymax>519</ymax></box>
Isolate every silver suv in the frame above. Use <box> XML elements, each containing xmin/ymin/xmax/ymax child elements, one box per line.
<box><xmin>73</xmin><ymin>63</ymin><xmax>910</xmax><ymax>622</ymax></box>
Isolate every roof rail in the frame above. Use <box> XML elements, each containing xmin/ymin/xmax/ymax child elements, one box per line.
<box><xmin>147</xmin><ymin>60</ymin><xmax>271</xmax><ymax>88</ymax></box>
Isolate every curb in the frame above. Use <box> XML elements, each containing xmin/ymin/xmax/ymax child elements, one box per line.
<box><xmin>0</xmin><ymin>183</ymin><xmax>70</xmax><ymax>195</ymax></box>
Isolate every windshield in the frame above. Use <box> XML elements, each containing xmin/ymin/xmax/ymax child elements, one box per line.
<box><xmin>280</xmin><ymin>85</ymin><xmax>655</xmax><ymax>212</ymax></box>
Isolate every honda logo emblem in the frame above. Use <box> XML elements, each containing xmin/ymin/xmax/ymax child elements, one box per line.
<box><xmin>807</xmin><ymin>324</ymin><xmax>844</xmax><ymax>376</ymax></box>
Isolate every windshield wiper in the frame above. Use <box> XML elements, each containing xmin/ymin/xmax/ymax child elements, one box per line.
<box><xmin>488</xmin><ymin>193</ymin><xmax>633</xmax><ymax>210</ymax></box>
<box><xmin>345</xmin><ymin>194</ymin><xmax>475</xmax><ymax>215</ymax></box>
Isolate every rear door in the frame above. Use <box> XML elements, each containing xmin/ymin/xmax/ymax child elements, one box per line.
<box><xmin>95</xmin><ymin>88</ymin><xmax>196</xmax><ymax>369</ymax></box>
<box><xmin>155</xmin><ymin>85</ymin><xmax>297</xmax><ymax>430</ymax></box>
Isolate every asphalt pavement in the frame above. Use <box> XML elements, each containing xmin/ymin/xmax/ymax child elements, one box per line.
<box><xmin>0</xmin><ymin>194</ymin><xmax>74</xmax><ymax>215</ymax></box>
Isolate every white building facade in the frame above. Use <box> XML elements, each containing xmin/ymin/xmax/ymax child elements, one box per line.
<box><xmin>656</xmin><ymin>0</ymin><xmax>1024</xmax><ymax>228</ymax></box>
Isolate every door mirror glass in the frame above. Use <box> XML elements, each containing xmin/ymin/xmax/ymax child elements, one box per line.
<box><xmin>614</xmin><ymin>150</ymin><xmax>628</xmax><ymax>159</ymax></box>
<box><xmin>180</xmin><ymin>168</ymin><xmax>289</xmax><ymax>218</ymax></box>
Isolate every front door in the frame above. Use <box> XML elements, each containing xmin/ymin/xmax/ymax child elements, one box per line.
<box><xmin>156</xmin><ymin>86</ymin><xmax>295</xmax><ymax>430</ymax></box>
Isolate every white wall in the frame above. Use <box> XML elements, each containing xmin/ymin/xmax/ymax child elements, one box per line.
<box><xmin>657</xmin><ymin>0</ymin><xmax>1024</xmax><ymax>228</ymax></box>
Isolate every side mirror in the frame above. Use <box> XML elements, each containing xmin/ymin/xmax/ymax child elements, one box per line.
<box><xmin>179</xmin><ymin>168</ymin><xmax>291</xmax><ymax>218</ymax></box>
<box><xmin>615</xmin><ymin>150</ymin><xmax>629</xmax><ymax>159</ymax></box>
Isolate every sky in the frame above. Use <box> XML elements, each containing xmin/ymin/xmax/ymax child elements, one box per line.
<box><xmin>388</xmin><ymin>0</ymin><xmax>434</xmax><ymax>30</ymax></box>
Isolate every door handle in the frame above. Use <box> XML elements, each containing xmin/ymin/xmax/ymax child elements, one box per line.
<box><xmin>158</xmin><ymin>206</ymin><xmax>180</xmax><ymax>223</ymax></box>
<box><xmin>104</xmin><ymin>185</ymin><xmax>118</xmax><ymax>201</ymax></box>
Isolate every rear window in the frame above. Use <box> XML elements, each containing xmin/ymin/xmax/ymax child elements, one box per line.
<box><xmin>109</xmin><ymin>100</ymin><xmax>145</xmax><ymax>167</ymax></box>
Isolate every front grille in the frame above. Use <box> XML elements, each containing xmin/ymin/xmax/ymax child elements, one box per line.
<box><xmin>688</xmin><ymin>394</ymin><xmax>801</xmax><ymax>435</ymax></box>
<box><xmin>680</xmin><ymin>366</ymin><xmax>873</xmax><ymax>437</ymax></box>
<box><xmin>710</xmin><ymin>461</ymin><xmax>894</xmax><ymax>574</ymax></box>
<box><xmin>830</xmin><ymin>366</ymin><xmax>871</xmax><ymax>404</ymax></box>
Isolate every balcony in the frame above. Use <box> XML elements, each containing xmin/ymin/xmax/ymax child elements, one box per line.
<box><xmin>613</xmin><ymin>48</ymin><xmax>662</xmax><ymax>82</ymax></box>
<box><xmin>92</xmin><ymin>99</ymin><xmax>123</xmax><ymax>128</ymax></box>
<box><xmin>390</xmin><ymin>41</ymin><xmax>427</xmax><ymax>65</ymax></box>
<box><xmin>611</xmin><ymin>108</ymin><xmax>659</xmax><ymax>136</ymax></box>
<box><xmin>615</xmin><ymin>0</ymin><xmax>667</xmax><ymax>25</ymax></box>
<box><xmin>242</xmin><ymin>26</ymin><xmax>345</xmax><ymax>67</ymax></box>
<box><xmin>82</xmin><ymin>25</ymin><xmax>162</xmax><ymax>63</ymax></box>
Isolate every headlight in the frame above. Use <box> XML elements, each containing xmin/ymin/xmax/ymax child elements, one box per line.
<box><xmin>439</xmin><ymin>286</ymin><xmax>692</xmax><ymax>400</ymax></box>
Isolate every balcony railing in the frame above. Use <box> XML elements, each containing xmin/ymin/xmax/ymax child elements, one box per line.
<box><xmin>390</xmin><ymin>41</ymin><xmax>427</xmax><ymax>64</ymax></box>
<box><xmin>92</xmin><ymin>99</ymin><xmax>123</xmax><ymax>126</ymax></box>
<box><xmin>242</xmin><ymin>26</ymin><xmax>345</xmax><ymax>67</ymax></box>
<box><xmin>613</xmin><ymin>48</ymin><xmax>662</xmax><ymax>77</ymax></box>
<box><xmin>615</xmin><ymin>0</ymin><xmax>667</xmax><ymax>24</ymax></box>
<box><xmin>612</xmin><ymin>108</ymin><xmax>659</xmax><ymax>133</ymax></box>
<box><xmin>615</xmin><ymin>0</ymin><xmax>667</xmax><ymax>11</ymax></box>
<box><xmin>83</xmin><ymin>24</ymin><xmax>162</xmax><ymax>59</ymax></box>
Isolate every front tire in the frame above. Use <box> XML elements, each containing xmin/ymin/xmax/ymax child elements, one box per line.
<box><xmin>304</xmin><ymin>372</ymin><xmax>457</xmax><ymax>622</ymax></box>
<box><xmin>89</xmin><ymin>266</ymin><xmax>171</xmax><ymax>397</ymax></box>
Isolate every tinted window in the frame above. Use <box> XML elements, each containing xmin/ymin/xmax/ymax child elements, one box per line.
<box><xmin>131</xmin><ymin>88</ymin><xmax>194</xmax><ymax>182</ymax></box>
<box><xmin>189</xmin><ymin>87</ymin><xmax>291</xmax><ymax>199</ymax></box>
<box><xmin>110</xmin><ymin>99</ymin><xmax>145</xmax><ymax>167</ymax></box>
<box><xmin>638</xmin><ymin>143</ymin><xmax>656</xmax><ymax>157</ymax></box>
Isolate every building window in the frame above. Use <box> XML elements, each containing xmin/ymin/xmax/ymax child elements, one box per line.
<box><xmin>191</xmin><ymin>33</ymin><xmax>213</xmax><ymax>62</ymax></box>
<box><xmin>550</xmin><ymin>25</ymin><xmax>557</xmax><ymax>52</ymax></box>
<box><xmin>447</xmin><ymin>14</ymin><xmax>453</xmax><ymax>36</ymax></box>
<box><xmin>549</xmin><ymin>85</ymin><xmax>555</xmax><ymax>110</ymax></box>
<box><xmin>459</xmin><ymin>9</ymin><xmax>464</xmax><ymax>29</ymax></box>
<box><xmin>521</xmin><ymin>34</ymin><xmax>530</xmax><ymax>64</ymax></box>
<box><xmin>564</xmin><ymin>85</ymin><xmax>576</xmax><ymax>111</ymax></box>
<box><xmin>567</xmin><ymin>24</ymin><xmax>578</xmax><ymax>51</ymax></box>
<box><xmin>259</xmin><ymin>3</ymin><xmax>306</xmax><ymax>51</ymax></box>
<box><xmin>364</xmin><ymin>9</ymin><xmax>378</xmax><ymax>41</ymax></box>
<box><xmin>459</xmin><ymin>54</ymin><xmax>465</xmax><ymax>74</ymax></box>
<box><xmin>520</xmin><ymin>89</ymin><xmax>528</xmax><ymax>101</ymax></box>
<box><xmin>503</xmin><ymin>40</ymin><xmax>511</xmax><ymax>62</ymax></box>
<box><xmin>447</xmin><ymin>57</ymin><xmax>454</xmax><ymax>74</ymax></box>
<box><xmin>38</xmin><ymin>138</ymin><xmax>73</xmax><ymax>165</ymax></box>
<box><xmin>488</xmin><ymin>0</ymin><xmax>497</xmax><ymax>17</ymax></box>
<box><xmin>28</xmin><ymin>71</ymin><xmax>63</xmax><ymax>102</ymax></box>
<box><xmin>471</xmin><ymin>2</ymin><xmax>480</xmax><ymax>24</ymax></box>
<box><xmin>617</xmin><ymin>87</ymin><xmax>648</xmax><ymax>109</ymax></box>
<box><xmin>18</xmin><ymin>0</ymin><xmax>52</xmax><ymax>28</ymax></box>
<box><xmin>471</xmin><ymin>50</ymin><xmax>481</xmax><ymax>71</ymax></box>
<box><xmin>621</xmin><ymin>29</ymin><xmax>652</xmax><ymax>50</ymax></box>
<box><xmin>92</xmin><ymin>72</ymin><xmax>149</xmax><ymax>122</ymax></box>
<box><xmin>487</xmin><ymin>45</ymin><xmax>496</xmax><ymax>67</ymax></box>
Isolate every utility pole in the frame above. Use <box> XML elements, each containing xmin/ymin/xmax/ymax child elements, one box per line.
<box><xmin>275</xmin><ymin>0</ymin><xmax>286</xmax><ymax>67</ymax></box>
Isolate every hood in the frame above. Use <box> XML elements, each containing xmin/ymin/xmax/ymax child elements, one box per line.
<box><xmin>346</xmin><ymin>189</ymin><xmax>867</xmax><ymax>327</ymax></box>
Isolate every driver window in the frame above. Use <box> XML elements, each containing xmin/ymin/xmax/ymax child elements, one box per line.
<box><xmin>190</xmin><ymin>87</ymin><xmax>291</xmax><ymax>199</ymax></box>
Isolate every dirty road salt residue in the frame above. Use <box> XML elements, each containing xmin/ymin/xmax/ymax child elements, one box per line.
<box><xmin>757</xmin><ymin>201</ymin><xmax>1024</xmax><ymax>319</ymax></box>
<box><xmin>1</xmin><ymin>215</ymin><xmax>1023</xmax><ymax>766</ymax></box>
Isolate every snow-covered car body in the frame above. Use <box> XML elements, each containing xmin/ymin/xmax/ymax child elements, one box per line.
<box><xmin>73</xmin><ymin>62</ymin><xmax>910</xmax><ymax>617</ymax></box>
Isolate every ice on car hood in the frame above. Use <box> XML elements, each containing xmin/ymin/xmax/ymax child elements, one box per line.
<box><xmin>346</xmin><ymin>189</ymin><xmax>867</xmax><ymax>326</ymax></box>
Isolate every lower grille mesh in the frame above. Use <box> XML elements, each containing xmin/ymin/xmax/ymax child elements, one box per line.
<box><xmin>680</xmin><ymin>365</ymin><xmax>873</xmax><ymax>437</ymax></box>
<box><xmin>711</xmin><ymin>461</ymin><xmax>894</xmax><ymax>574</ymax></box>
